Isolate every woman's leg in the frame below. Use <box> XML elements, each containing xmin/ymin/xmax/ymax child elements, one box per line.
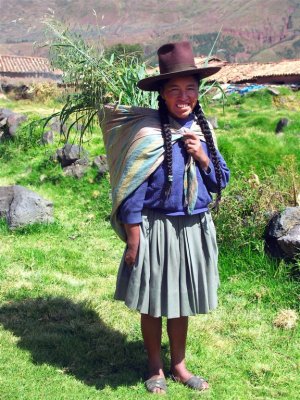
<box><xmin>141</xmin><ymin>313</ymin><xmax>165</xmax><ymax>393</ymax></box>
<box><xmin>167</xmin><ymin>316</ymin><xmax>209</xmax><ymax>389</ymax></box>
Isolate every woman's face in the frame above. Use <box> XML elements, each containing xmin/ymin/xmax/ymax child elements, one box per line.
<box><xmin>160</xmin><ymin>76</ymin><xmax>199</xmax><ymax>119</ymax></box>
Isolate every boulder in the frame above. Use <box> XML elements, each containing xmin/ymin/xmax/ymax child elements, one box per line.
<box><xmin>47</xmin><ymin>116</ymin><xmax>66</xmax><ymax>133</ymax></box>
<box><xmin>55</xmin><ymin>143</ymin><xmax>89</xmax><ymax>167</ymax></box>
<box><xmin>63</xmin><ymin>160</ymin><xmax>89</xmax><ymax>179</ymax></box>
<box><xmin>0</xmin><ymin>108</ymin><xmax>14</xmax><ymax>119</ymax></box>
<box><xmin>0</xmin><ymin>186</ymin><xmax>14</xmax><ymax>218</ymax></box>
<box><xmin>41</xmin><ymin>130</ymin><xmax>54</xmax><ymax>145</ymax></box>
<box><xmin>7</xmin><ymin>113</ymin><xmax>27</xmax><ymax>136</ymax></box>
<box><xmin>0</xmin><ymin>109</ymin><xmax>13</xmax><ymax>139</ymax></box>
<box><xmin>265</xmin><ymin>207</ymin><xmax>300</xmax><ymax>260</ymax></box>
<box><xmin>0</xmin><ymin>186</ymin><xmax>54</xmax><ymax>229</ymax></box>
<box><xmin>93</xmin><ymin>155</ymin><xmax>108</xmax><ymax>177</ymax></box>
<box><xmin>0</xmin><ymin>108</ymin><xmax>27</xmax><ymax>138</ymax></box>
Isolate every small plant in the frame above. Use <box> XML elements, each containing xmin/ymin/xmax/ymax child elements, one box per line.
<box><xmin>39</xmin><ymin>17</ymin><xmax>157</xmax><ymax>143</ymax></box>
<box><xmin>39</xmin><ymin>17</ymin><xmax>225</xmax><ymax>144</ymax></box>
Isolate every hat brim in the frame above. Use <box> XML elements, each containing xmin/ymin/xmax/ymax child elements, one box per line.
<box><xmin>137</xmin><ymin>66</ymin><xmax>221</xmax><ymax>91</ymax></box>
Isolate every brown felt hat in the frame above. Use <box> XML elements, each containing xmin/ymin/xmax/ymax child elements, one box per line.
<box><xmin>137</xmin><ymin>41</ymin><xmax>221</xmax><ymax>91</ymax></box>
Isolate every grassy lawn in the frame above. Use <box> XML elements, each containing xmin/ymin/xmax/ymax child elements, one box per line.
<box><xmin>0</xmin><ymin>89</ymin><xmax>299</xmax><ymax>399</ymax></box>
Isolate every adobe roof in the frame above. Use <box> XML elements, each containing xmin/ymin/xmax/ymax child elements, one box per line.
<box><xmin>0</xmin><ymin>54</ymin><xmax>62</xmax><ymax>75</ymax></box>
<box><xmin>208</xmin><ymin>59</ymin><xmax>300</xmax><ymax>83</ymax></box>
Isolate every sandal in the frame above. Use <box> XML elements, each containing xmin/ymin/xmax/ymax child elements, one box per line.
<box><xmin>145</xmin><ymin>377</ymin><xmax>167</xmax><ymax>394</ymax></box>
<box><xmin>183</xmin><ymin>375</ymin><xmax>209</xmax><ymax>391</ymax></box>
<box><xmin>171</xmin><ymin>374</ymin><xmax>209</xmax><ymax>391</ymax></box>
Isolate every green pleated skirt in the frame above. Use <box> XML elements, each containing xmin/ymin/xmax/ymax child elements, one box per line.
<box><xmin>114</xmin><ymin>209</ymin><xmax>219</xmax><ymax>318</ymax></box>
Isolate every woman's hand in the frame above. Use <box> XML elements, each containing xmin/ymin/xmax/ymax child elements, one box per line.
<box><xmin>124</xmin><ymin>223</ymin><xmax>140</xmax><ymax>267</ymax></box>
<box><xmin>183</xmin><ymin>132</ymin><xmax>210</xmax><ymax>171</ymax></box>
<box><xmin>125</xmin><ymin>243</ymin><xmax>139</xmax><ymax>267</ymax></box>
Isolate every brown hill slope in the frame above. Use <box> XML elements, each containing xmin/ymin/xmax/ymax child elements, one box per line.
<box><xmin>1</xmin><ymin>0</ymin><xmax>300</xmax><ymax>62</ymax></box>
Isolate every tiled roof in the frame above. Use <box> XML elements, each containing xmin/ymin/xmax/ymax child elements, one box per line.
<box><xmin>0</xmin><ymin>55</ymin><xmax>62</xmax><ymax>75</ymax></box>
<box><xmin>146</xmin><ymin>57</ymin><xmax>300</xmax><ymax>84</ymax></box>
<box><xmin>208</xmin><ymin>59</ymin><xmax>300</xmax><ymax>83</ymax></box>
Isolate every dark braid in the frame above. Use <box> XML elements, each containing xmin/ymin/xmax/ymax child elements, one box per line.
<box><xmin>194</xmin><ymin>100</ymin><xmax>223</xmax><ymax>210</ymax></box>
<box><xmin>158</xmin><ymin>95</ymin><xmax>173</xmax><ymax>197</ymax></box>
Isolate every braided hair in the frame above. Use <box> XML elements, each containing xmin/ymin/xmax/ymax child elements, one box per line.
<box><xmin>158</xmin><ymin>94</ymin><xmax>173</xmax><ymax>198</ymax></box>
<box><xmin>193</xmin><ymin>100</ymin><xmax>223</xmax><ymax>209</ymax></box>
<box><xmin>158</xmin><ymin>95</ymin><xmax>223</xmax><ymax>209</ymax></box>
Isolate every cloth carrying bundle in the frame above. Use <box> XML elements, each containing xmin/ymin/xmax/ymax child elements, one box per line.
<box><xmin>99</xmin><ymin>104</ymin><xmax>216</xmax><ymax>241</ymax></box>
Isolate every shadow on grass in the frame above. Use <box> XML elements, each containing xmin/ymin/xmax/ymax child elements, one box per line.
<box><xmin>0</xmin><ymin>296</ymin><xmax>167</xmax><ymax>390</ymax></box>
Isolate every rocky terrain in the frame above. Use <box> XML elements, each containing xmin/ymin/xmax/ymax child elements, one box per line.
<box><xmin>1</xmin><ymin>0</ymin><xmax>300</xmax><ymax>62</ymax></box>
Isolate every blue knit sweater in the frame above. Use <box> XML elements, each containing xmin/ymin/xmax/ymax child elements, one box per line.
<box><xmin>118</xmin><ymin>116</ymin><xmax>230</xmax><ymax>224</ymax></box>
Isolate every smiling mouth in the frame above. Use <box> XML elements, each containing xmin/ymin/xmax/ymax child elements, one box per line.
<box><xmin>177</xmin><ymin>104</ymin><xmax>190</xmax><ymax>109</ymax></box>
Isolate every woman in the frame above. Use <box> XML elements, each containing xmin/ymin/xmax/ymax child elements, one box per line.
<box><xmin>103</xmin><ymin>41</ymin><xmax>230</xmax><ymax>394</ymax></box>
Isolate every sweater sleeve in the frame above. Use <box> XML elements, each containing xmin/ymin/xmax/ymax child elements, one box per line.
<box><xmin>199</xmin><ymin>141</ymin><xmax>230</xmax><ymax>193</ymax></box>
<box><xmin>118</xmin><ymin>179</ymin><xmax>148</xmax><ymax>224</ymax></box>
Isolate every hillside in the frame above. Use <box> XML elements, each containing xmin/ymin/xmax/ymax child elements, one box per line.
<box><xmin>1</xmin><ymin>0</ymin><xmax>300</xmax><ymax>62</ymax></box>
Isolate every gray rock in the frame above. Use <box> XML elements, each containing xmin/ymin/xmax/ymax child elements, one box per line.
<box><xmin>0</xmin><ymin>108</ymin><xmax>14</xmax><ymax>119</ymax></box>
<box><xmin>207</xmin><ymin>116</ymin><xmax>218</xmax><ymax>129</ymax></box>
<box><xmin>275</xmin><ymin>118</ymin><xmax>289</xmax><ymax>134</ymax></box>
<box><xmin>0</xmin><ymin>117</ymin><xmax>8</xmax><ymax>127</ymax></box>
<box><xmin>56</xmin><ymin>143</ymin><xmax>89</xmax><ymax>167</ymax></box>
<box><xmin>41</xmin><ymin>130</ymin><xmax>54</xmax><ymax>145</ymax></box>
<box><xmin>0</xmin><ymin>109</ymin><xmax>13</xmax><ymax>139</ymax></box>
<box><xmin>0</xmin><ymin>108</ymin><xmax>27</xmax><ymax>138</ymax></box>
<box><xmin>0</xmin><ymin>185</ymin><xmax>54</xmax><ymax>229</ymax></box>
<box><xmin>74</xmin><ymin>123</ymin><xmax>83</xmax><ymax>132</ymax></box>
<box><xmin>7</xmin><ymin>112</ymin><xmax>27</xmax><ymax>136</ymax></box>
<box><xmin>268</xmin><ymin>87</ymin><xmax>280</xmax><ymax>96</ymax></box>
<box><xmin>63</xmin><ymin>161</ymin><xmax>88</xmax><ymax>179</ymax></box>
<box><xmin>55</xmin><ymin>147</ymin><xmax>64</xmax><ymax>162</ymax></box>
<box><xmin>278</xmin><ymin>225</ymin><xmax>300</xmax><ymax>258</ymax></box>
<box><xmin>265</xmin><ymin>207</ymin><xmax>300</xmax><ymax>259</ymax></box>
<box><xmin>93</xmin><ymin>155</ymin><xmax>108</xmax><ymax>177</ymax></box>
<box><xmin>47</xmin><ymin>117</ymin><xmax>66</xmax><ymax>133</ymax></box>
<box><xmin>0</xmin><ymin>186</ymin><xmax>14</xmax><ymax>218</ymax></box>
<box><xmin>76</xmin><ymin>158</ymin><xmax>89</xmax><ymax>166</ymax></box>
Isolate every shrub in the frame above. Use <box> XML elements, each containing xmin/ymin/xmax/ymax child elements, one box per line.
<box><xmin>29</xmin><ymin>82</ymin><xmax>62</xmax><ymax>103</ymax></box>
<box><xmin>215</xmin><ymin>155</ymin><xmax>299</xmax><ymax>249</ymax></box>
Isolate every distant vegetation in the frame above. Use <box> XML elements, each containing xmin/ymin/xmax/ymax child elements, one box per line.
<box><xmin>192</xmin><ymin>33</ymin><xmax>245</xmax><ymax>61</ymax></box>
<box><xmin>104</xmin><ymin>43</ymin><xmax>144</xmax><ymax>60</ymax></box>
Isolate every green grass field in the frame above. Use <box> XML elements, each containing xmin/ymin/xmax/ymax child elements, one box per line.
<box><xmin>0</xmin><ymin>89</ymin><xmax>299</xmax><ymax>399</ymax></box>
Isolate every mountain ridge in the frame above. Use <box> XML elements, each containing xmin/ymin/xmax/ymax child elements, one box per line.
<box><xmin>1</xmin><ymin>0</ymin><xmax>300</xmax><ymax>62</ymax></box>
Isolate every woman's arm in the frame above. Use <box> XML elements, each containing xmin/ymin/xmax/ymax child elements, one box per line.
<box><xmin>124</xmin><ymin>223</ymin><xmax>140</xmax><ymax>267</ymax></box>
<box><xmin>119</xmin><ymin>181</ymin><xmax>148</xmax><ymax>267</ymax></box>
